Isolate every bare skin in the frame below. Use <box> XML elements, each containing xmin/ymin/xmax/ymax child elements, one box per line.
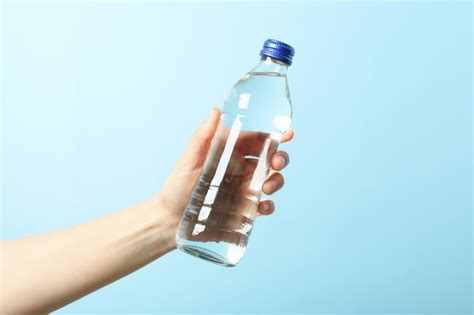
<box><xmin>0</xmin><ymin>108</ymin><xmax>294</xmax><ymax>314</ymax></box>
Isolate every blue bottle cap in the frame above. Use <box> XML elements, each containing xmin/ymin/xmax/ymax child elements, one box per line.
<box><xmin>259</xmin><ymin>39</ymin><xmax>295</xmax><ymax>66</ymax></box>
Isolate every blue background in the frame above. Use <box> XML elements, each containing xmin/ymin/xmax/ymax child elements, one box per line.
<box><xmin>1</xmin><ymin>1</ymin><xmax>472</xmax><ymax>313</ymax></box>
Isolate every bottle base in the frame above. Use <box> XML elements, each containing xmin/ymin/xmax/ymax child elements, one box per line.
<box><xmin>176</xmin><ymin>237</ymin><xmax>246</xmax><ymax>267</ymax></box>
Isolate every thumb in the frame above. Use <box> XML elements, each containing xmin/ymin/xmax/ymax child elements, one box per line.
<box><xmin>178</xmin><ymin>108</ymin><xmax>221</xmax><ymax>171</ymax></box>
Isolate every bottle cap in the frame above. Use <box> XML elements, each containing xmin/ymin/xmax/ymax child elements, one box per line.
<box><xmin>259</xmin><ymin>39</ymin><xmax>295</xmax><ymax>66</ymax></box>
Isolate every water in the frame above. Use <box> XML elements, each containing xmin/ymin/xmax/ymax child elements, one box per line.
<box><xmin>176</xmin><ymin>53</ymin><xmax>293</xmax><ymax>266</ymax></box>
<box><xmin>176</xmin><ymin>119</ymin><xmax>279</xmax><ymax>266</ymax></box>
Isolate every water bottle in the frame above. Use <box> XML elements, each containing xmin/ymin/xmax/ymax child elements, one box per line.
<box><xmin>176</xmin><ymin>39</ymin><xmax>294</xmax><ymax>267</ymax></box>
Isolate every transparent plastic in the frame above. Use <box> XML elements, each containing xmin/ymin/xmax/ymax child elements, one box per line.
<box><xmin>176</xmin><ymin>56</ymin><xmax>292</xmax><ymax>266</ymax></box>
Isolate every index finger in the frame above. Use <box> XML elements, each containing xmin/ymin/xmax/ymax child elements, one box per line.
<box><xmin>281</xmin><ymin>128</ymin><xmax>295</xmax><ymax>143</ymax></box>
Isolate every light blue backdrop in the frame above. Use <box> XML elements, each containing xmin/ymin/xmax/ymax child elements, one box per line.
<box><xmin>1</xmin><ymin>1</ymin><xmax>472</xmax><ymax>313</ymax></box>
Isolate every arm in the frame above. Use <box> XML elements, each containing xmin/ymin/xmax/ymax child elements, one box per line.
<box><xmin>0</xmin><ymin>198</ymin><xmax>175</xmax><ymax>314</ymax></box>
<box><xmin>0</xmin><ymin>108</ymin><xmax>294</xmax><ymax>314</ymax></box>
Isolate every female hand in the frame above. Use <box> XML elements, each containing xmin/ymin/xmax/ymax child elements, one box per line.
<box><xmin>155</xmin><ymin>108</ymin><xmax>294</xmax><ymax>240</ymax></box>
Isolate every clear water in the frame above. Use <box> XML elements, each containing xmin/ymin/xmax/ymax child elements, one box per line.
<box><xmin>176</xmin><ymin>59</ymin><xmax>292</xmax><ymax>266</ymax></box>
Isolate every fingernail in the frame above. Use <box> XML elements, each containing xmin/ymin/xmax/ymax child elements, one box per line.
<box><xmin>267</xmin><ymin>180</ymin><xmax>277</xmax><ymax>191</ymax></box>
<box><xmin>277</xmin><ymin>156</ymin><xmax>286</xmax><ymax>168</ymax></box>
<box><xmin>209</xmin><ymin>107</ymin><xmax>220</xmax><ymax>117</ymax></box>
<box><xmin>206</xmin><ymin>109</ymin><xmax>213</xmax><ymax>121</ymax></box>
<box><xmin>203</xmin><ymin>109</ymin><xmax>215</xmax><ymax>125</ymax></box>
<box><xmin>262</xmin><ymin>203</ymin><xmax>270</xmax><ymax>212</ymax></box>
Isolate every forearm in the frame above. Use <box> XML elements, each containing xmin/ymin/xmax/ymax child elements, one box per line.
<box><xmin>0</xmin><ymin>197</ymin><xmax>176</xmax><ymax>314</ymax></box>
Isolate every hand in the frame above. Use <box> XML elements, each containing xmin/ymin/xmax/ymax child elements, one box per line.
<box><xmin>155</xmin><ymin>108</ymin><xmax>294</xmax><ymax>241</ymax></box>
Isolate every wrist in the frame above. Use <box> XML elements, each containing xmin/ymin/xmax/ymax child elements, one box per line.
<box><xmin>144</xmin><ymin>197</ymin><xmax>179</xmax><ymax>253</ymax></box>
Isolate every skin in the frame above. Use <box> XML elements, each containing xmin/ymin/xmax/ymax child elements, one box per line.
<box><xmin>0</xmin><ymin>108</ymin><xmax>294</xmax><ymax>314</ymax></box>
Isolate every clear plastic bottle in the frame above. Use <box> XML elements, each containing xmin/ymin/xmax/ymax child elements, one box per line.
<box><xmin>176</xmin><ymin>39</ymin><xmax>294</xmax><ymax>267</ymax></box>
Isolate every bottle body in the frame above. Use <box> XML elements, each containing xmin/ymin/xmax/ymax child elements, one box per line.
<box><xmin>176</xmin><ymin>56</ymin><xmax>292</xmax><ymax>266</ymax></box>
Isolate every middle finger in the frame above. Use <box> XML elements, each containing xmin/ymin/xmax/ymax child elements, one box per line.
<box><xmin>271</xmin><ymin>151</ymin><xmax>289</xmax><ymax>171</ymax></box>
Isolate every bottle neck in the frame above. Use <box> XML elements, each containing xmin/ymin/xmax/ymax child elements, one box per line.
<box><xmin>251</xmin><ymin>56</ymin><xmax>289</xmax><ymax>75</ymax></box>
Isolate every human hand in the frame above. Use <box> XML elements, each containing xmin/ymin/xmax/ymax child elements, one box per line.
<box><xmin>154</xmin><ymin>108</ymin><xmax>294</xmax><ymax>244</ymax></box>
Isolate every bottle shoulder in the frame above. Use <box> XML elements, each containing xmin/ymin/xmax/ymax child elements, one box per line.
<box><xmin>225</xmin><ymin>72</ymin><xmax>292</xmax><ymax>110</ymax></box>
<box><xmin>221</xmin><ymin>72</ymin><xmax>292</xmax><ymax>134</ymax></box>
